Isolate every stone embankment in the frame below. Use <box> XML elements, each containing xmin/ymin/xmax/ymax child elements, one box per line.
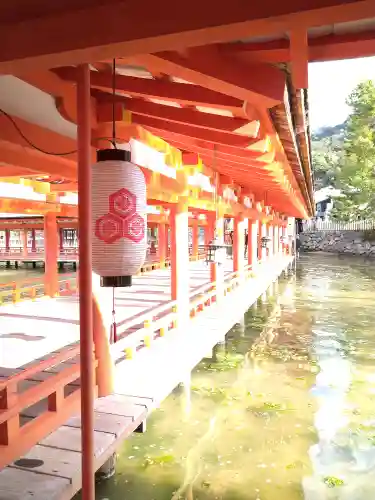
<box><xmin>300</xmin><ymin>231</ymin><xmax>375</xmax><ymax>256</ymax></box>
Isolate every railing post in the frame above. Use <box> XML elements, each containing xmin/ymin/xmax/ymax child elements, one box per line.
<box><xmin>0</xmin><ymin>383</ymin><xmax>19</xmax><ymax>446</ymax></box>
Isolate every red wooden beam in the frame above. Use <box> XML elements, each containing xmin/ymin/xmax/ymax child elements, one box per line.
<box><xmin>166</xmin><ymin>137</ymin><xmax>269</xmax><ymax>164</ymax></box>
<box><xmin>0</xmin><ymin>140</ymin><xmax>77</xmax><ymax>180</ymax></box>
<box><xmin>146</xmin><ymin>128</ymin><xmax>270</xmax><ymax>157</ymax></box>
<box><xmin>0</xmin><ymin>165</ymin><xmax>37</xmax><ymax>177</ymax></box>
<box><xmin>173</xmin><ymin>144</ymin><xmax>271</xmax><ymax>172</ymax></box>
<box><xmin>16</xmin><ymin>70</ymin><xmax>97</xmax><ymax>126</ymax></box>
<box><xmin>0</xmin><ymin>114</ymin><xmax>77</xmax><ymax>157</ymax></box>
<box><xmin>127</xmin><ymin>48</ymin><xmax>286</xmax><ymax>107</ymax></box>
<box><xmin>0</xmin><ymin>197</ymin><xmax>78</xmax><ymax>216</ymax></box>
<box><xmin>289</xmin><ymin>29</ymin><xmax>308</xmax><ymax>89</ymax></box>
<box><xmin>138</xmin><ymin>118</ymin><xmax>262</xmax><ymax>148</ymax></box>
<box><xmin>223</xmin><ymin>29</ymin><xmax>375</xmax><ymax>63</ymax></box>
<box><xmin>309</xmin><ymin>29</ymin><xmax>375</xmax><ymax>61</ymax></box>
<box><xmin>95</xmin><ymin>93</ymin><xmax>250</xmax><ymax>133</ymax></box>
<box><xmin>191</xmin><ymin>153</ymin><xmax>278</xmax><ymax>177</ymax></box>
<box><xmin>0</xmin><ymin>0</ymin><xmax>373</xmax><ymax>71</ymax></box>
<box><xmin>55</xmin><ymin>67</ymin><xmax>243</xmax><ymax>111</ymax></box>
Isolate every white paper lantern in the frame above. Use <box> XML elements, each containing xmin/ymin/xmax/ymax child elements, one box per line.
<box><xmin>92</xmin><ymin>149</ymin><xmax>147</xmax><ymax>287</ymax></box>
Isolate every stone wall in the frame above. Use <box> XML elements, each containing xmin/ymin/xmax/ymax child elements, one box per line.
<box><xmin>300</xmin><ymin>230</ymin><xmax>375</xmax><ymax>256</ymax></box>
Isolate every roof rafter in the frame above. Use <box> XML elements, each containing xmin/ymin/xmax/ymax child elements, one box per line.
<box><xmin>95</xmin><ymin>92</ymin><xmax>253</xmax><ymax>133</ymax></box>
<box><xmin>54</xmin><ymin>67</ymin><xmax>243</xmax><ymax>111</ymax></box>
<box><xmin>138</xmin><ymin>118</ymin><xmax>263</xmax><ymax>148</ymax></box>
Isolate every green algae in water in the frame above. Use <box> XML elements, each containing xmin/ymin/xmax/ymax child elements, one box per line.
<box><xmin>323</xmin><ymin>476</ymin><xmax>345</xmax><ymax>488</ymax></box>
<box><xmin>143</xmin><ymin>454</ymin><xmax>175</xmax><ymax>467</ymax></box>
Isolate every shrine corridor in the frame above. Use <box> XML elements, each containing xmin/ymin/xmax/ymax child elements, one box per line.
<box><xmin>94</xmin><ymin>254</ymin><xmax>375</xmax><ymax>500</ymax></box>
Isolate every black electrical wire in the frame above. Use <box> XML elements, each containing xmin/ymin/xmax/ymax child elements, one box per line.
<box><xmin>0</xmin><ymin>108</ymin><xmax>78</xmax><ymax>156</ymax></box>
<box><xmin>0</xmin><ymin>108</ymin><xmax>120</xmax><ymax>155</ymax></box>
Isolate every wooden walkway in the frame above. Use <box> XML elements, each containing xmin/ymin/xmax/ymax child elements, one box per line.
<box><xmin>0</xmin><ymin>255</ymin><xmax>293</xmax><ymax>500</ymax></box>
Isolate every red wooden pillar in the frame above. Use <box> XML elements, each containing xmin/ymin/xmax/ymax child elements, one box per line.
<box><xmin>204</xmin><ymin>214</ymin><xmax>215</xmax><ymax>246</ymax></box>
<box><xmin>5</xmin><ymin>229</ymin><xmax>10</xmax><ymax>252</ymax></box>
<box><xmin>44</xmin><ymin>213</ymin><xmax>59</xmax><ymax>296</ymax></box>
<box><xmin>192</xmin><ymin>221</ymin><xmax>199</xmax><ymax>259</ymax></box>
<box><xmin>259</xmin><ymin>223</ymin><xmax>267</xmax><ymax>262</ymax></box>
<box><xmin>59</xmin><ymin>228</ymin><xmax>64</xmax><ymax>251</ymax></box>
<box><xmin>21</xmin><ymin>229</ymin><xmax>28</xmax><ymax>257</ymax></box>
<box><xmin>274</xmin><ymin>225</ymin><xmax>279</xmax><ymax>255</ymax></box>
<box><xmin>31</xmin><ymin>229</ymin><xmax>36</xmax><ymax>253</ymax></box>
<box><xmin>210</xmin><ymin>211</ymin><xmax>225</xmax><ymax>300</ymax></box>
<box><xmin>267</xmin><ymin>223</ymin><xmax>273</xmax><ymax>258</ymax></box>
<box><xmin>282</xmin><ymin>225</ymin><xmax>287</xmax><ymax>254</ymax></box>
<box><xmin>170</xmin><ymin>198</ymin><xmax>190</xmax><ymax>326</ymax></box>
<box><xmin>158</xmin><ymin>222</ymin><xmax>167</xmax><ymax>265</ymax></box>
<box><xmin>77</xmin><ymin>63</ymin><xmax>95</xmax><ymax>500</ymax></box>
<box><xmin>248</xmin><ymin>219</ymin><xmax>258</xmax><ymax>267</ymax></box>
<box><xmin>233</xmin><ymin>215</ymin><xmax>245</xmax><ymax>275</ymax></box>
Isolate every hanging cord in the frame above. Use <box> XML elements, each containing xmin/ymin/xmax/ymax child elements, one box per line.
<box><xmin>111</xmin><ymin>287</ymin><xmax>117</xmax><ymax>343</ymax></box>
<box><xmin>111</xmin><ymin>58</ymin><xmax>117</xmax><ymax>149</ymax></box>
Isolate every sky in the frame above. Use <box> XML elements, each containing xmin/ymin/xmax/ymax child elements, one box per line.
<box><xmin>308</xmin><ymin>56</ymin><xmax>375</xmax><ymax>131</ymax></box>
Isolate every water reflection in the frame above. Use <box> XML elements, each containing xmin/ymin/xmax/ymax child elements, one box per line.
<box><xmin>90</xmin><ymin>254</ymin><xmax>375</xmax><ymax>500</ymax></box>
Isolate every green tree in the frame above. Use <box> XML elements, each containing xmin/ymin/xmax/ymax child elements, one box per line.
<box><xmin>311</xmin><ymin>125</ymin><xmax>344</xmax><ymax>189</ymax></box>
<box><xmin>330</xmin><ymin>80</ymin><xmax>375</xmax><ymax>220</ymax></box>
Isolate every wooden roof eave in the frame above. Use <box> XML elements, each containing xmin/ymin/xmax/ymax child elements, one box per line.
<box><xmin>294</xmin><ymin>89</ymin><xmax>315</xmax><ymax>207</ymax></box>
<box><xmin>269</xmin><ymin>89</ymin><xmax>313</xmax><ymax>216</ymax></box>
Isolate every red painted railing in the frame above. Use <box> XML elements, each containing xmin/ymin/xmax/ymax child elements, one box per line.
<box><xmin>0</xmin><ymin>253</ymin><xmax>206</xmax><ymax>305</ymax></box>
<box><xmin>0</xmin><ymin>344</ymin><xmax>97</xmax><ymax>470</ymax></box>
<box><xmin>0</xmin><ymin>248</ymin><xmax>79</xmax><ymax>262</ymax></box>
<box><xmin>0</xmin><ymin>274</ymin><xmax>77</xmax><ymax>305</ymax></box>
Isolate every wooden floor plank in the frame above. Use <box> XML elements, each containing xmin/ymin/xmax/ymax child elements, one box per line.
<box><xmin>9</xmin><ymin>445</ymin><xmax>81</xmax><ymax>481</ymax></box>
<box><xmin>65</xmin><ymin>412</ymin><xmax>133</xmax><ymax>437</ymax></box>
<box><xmin>39</xmin><ymin>426</ymin><xmax>114</xmax><ymax>458</ymax></box>
<box><xmin>94</xmin><ymin>394</ymin><xmax>148</xmax><ymax>421</ymax></box>
<box><xmin>0</xmin><ymin>467</ymin><xmax>69</xmax><ymax>500</ymax></box>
